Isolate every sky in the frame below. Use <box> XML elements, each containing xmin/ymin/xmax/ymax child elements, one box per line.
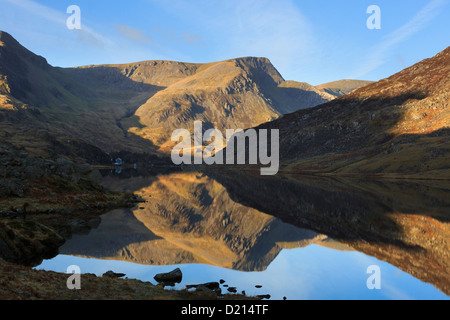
<box><xmin>0</xmin><ymin>0</ymin><xmax>449</xmax><ymax>85</ymax></box>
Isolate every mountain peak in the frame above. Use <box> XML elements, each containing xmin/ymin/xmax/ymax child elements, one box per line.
<box><xmin>0</xmin><ymin>30</ymin><xmax>48</xmax><ymax>67</ymax></box>
<box><xmin>0</xmin><ymin>31</ymin><xmax>51</xmax><ymax>105</ymax></box>
<box><xmin>0</xmin><ymin>30</ymin><xmax>15</xmax><ymax>44</ymax></box>
<box><xmin>229</xmin><ymin>56</ymin><xmax>285</xmax><ymax>85</ymax></box>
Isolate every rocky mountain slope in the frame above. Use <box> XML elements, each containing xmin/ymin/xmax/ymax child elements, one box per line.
<box><xmin>256</xmin><ymin>46</ymin><xmax>450</xmax><ymax>178</ymax></box>
<box><xmin>0</xmin><ymin>30</ymin><xmax>342</xmax><ymax>160</ymax></box>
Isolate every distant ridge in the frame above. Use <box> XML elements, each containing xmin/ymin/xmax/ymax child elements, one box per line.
<box><xmin>316</xmin><ymin>79</ymin><xmax>375</xmax><ymax>97</ymax></box>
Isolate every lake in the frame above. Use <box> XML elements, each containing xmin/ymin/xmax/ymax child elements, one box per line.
<box><xmin>35</xmin><ymin>168</ymin><xmax>450</xmax><ymax>300</ymax></box>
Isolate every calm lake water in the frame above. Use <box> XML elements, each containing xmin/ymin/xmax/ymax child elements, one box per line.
<box><xmin>35</xmin><ymin>168</ymin><xmax>450</xmax><ymax>300</ymax></box>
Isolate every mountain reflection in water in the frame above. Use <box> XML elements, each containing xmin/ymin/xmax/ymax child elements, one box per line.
<box><xmin>39</xmin><ymin>168</ymin><xmax>449</xmax><ymax>299</ymax></box>
<box><xmin>61</xmin><ymin>171</ymin><xmax>326</xmax><ymax>272</ymax></box>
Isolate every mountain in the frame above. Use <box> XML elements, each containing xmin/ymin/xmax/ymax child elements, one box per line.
<box><xmin>256</xmin><ymin>46</ymin><xmax>450</xmax><ymax>178</ymax></box>
<box><xmin>0</xmin><ymin>31</ymin><xmax>335</xmax><ymax>160</ymax></box>
<box><xmin>315</xmin><ymin>79</ymin><xmax>374</xmax><ymax>97</ymax></box>
<box><xmin>130</xmin><ymin>57</ymin><xmax>283</xmax><ymax>152</ymax></box>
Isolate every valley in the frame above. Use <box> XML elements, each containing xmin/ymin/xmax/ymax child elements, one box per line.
<box><xmin>0</xmin><ymin>29</ymin><xmax>448</xmax><ymax>300</ymax></box>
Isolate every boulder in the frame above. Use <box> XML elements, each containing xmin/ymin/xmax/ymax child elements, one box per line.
<box><xmin>154</xmin><ymin>267</ymin><xmax>182</xmax><ymax>283</ymax></box>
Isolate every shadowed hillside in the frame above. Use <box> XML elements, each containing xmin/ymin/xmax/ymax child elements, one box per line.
<box><xmin>250</xmin><ymin>46</ymin><xmax>450</xmax><ymax>178</ymax></box>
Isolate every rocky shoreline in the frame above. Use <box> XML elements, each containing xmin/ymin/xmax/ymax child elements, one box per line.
<box><xmin>0</xmin><ymin>259</ymin><xmax>255</xmax><ymax>300</ymax></box>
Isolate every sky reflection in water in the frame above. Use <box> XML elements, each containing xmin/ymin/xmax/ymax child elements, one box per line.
<box><xmin>36</xmin><ymin>243</ymin><xmax>449</xmax><ymax>300</ymax></box>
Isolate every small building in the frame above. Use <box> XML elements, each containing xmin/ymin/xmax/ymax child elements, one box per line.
<box><xmin>113</xmin><ymin>157</ymin><xmax>124</xmax><ymax>166</ymax></box>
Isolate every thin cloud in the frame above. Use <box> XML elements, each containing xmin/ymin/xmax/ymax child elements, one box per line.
<box><xmin>351</xmin><ymin>0</ymin><xmax>447</xmax><ymax>78</ymax></box>
<box><xmin>3</xmin><ymin>0</ymin><xmax>64</xmax><ymax>24</ymax></box>
<box><xmin>0</xmin><ymin>0</ymin><xmax>202</xmax><ymax>65</ymax></box>
<box><xmin>115</xmin><ymin>24</ymin><xmax>153</xmax><ymax>44</ymax></box>
<box><xmin>147</xmin><ymin>0</ymin><xmax>317</xmax><ymax>76</ymax></box>
<box><xmin>3</xmin><ymin>0</ymin><xmax>115</xmax><ymax>48</ymax></box>
<box><xmin>182</xmin><ymin>32</ymin><xmax>202</xmax><ymax>45</ymax></box>
<box><xmin>149</xmin><ymin>26</ymin><xmax>201</xmax><ymax>46</ymax></box>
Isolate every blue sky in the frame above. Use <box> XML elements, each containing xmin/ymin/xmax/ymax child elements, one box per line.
<box><xmin>0</xmin><ymin>0</ymin><xmax>449</xmax><ymax>85</ymax></box>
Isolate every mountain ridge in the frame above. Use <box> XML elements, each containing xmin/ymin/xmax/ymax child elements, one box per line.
<box><xmin>0</xmin><ymin>30</ymin><xmax>366</xmax><ymax>160</ymax></box>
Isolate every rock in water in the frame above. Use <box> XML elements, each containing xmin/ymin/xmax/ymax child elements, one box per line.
<box><xmin>227</xmin><ymin>287</ymin><xmax>237</xmax><ymax>293</ymax></box>
<box><xmin>154</xmin><ymin>268</ymin><xmax>182</xmax><ymax>283</ymax></box>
